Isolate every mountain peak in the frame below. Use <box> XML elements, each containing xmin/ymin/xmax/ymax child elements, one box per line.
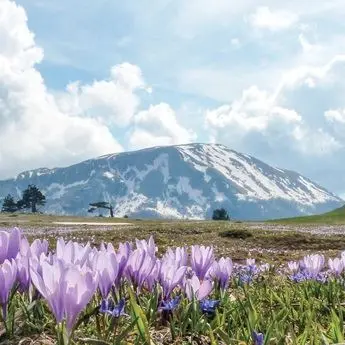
<box><xmin>0</xmin><ymin>143</ymin><xmax>342</xmax><ymax>220</ymax></box>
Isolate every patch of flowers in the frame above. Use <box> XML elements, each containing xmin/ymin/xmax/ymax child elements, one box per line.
<box><xmin>1</xmin><ymin>227</ymin><xmax>345</xmax><ymax>344</ymax></box>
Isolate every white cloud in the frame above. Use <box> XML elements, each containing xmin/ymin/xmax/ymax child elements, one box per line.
<box><xmin>0</xmin><ymin>0</ymin><xmax>135</xmax><ymax>178</ymax></box>
<box><xmin>129</xmin><ymin>103</ymin><xmax>197</xmax><ymax>149</ymax></box>
<box><xmin>325</xmin><ymin>109</ymin><xmax>345</xmax><ymax>124</ymax></box>
<box><xmin>249</xmin><ymin>7</ymin><xmax>298</xmax><ymax>31</ymax></box>
<box><xmin>56</xmin><ymin>63</ymin><xmax>147</xmax><ymax>127</ymax></box>
<box><xmin>205</xmin><ymin>57</ymin><xmax>345</xmax><ymax>158</ymax></box>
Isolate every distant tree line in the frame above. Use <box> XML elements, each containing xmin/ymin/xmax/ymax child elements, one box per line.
<box><xmin>1</xmin><ymin>185</ymin><xmax>46</xmax><ymax>213</ymax></box>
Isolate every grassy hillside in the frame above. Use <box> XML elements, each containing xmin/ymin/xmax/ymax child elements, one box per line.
<box><xmin>269</xmin><ymin>204</ymin><xmax>345</xmax><ymax>224</ymax></box>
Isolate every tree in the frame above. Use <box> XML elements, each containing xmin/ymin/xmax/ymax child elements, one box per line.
<box><xmin>212</xmin><ymin>208</ymin><xmax>230</xmax><ymax>221</ymax></box>
<box><xmin>19</xmin><ymin>185</ymin><xmax>46</xmax><ymax>213</ymax></box>
<box><xmin>88</xmin><ymin>202</ymin><xmax>114</xmax><ymax>218</ymax></box>
<box><xmin>1</xmin><ymin>194</ymin><xmax>18</xmax><ymax>213</ymax></box>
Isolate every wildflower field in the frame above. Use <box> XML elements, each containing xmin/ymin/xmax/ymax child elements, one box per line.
<box><xmin>2</xmin><ymin>217</ymin><xmax>345</xmax><ymax>345</ymax></box>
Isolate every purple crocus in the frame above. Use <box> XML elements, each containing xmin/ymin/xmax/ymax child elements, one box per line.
<box><xmin>163</xmin><ymin>247</ymin><xmax>188</xmax><ymax>267</ymax></box>
<box><xmin>328</xmin><ymin>258</ymin><xmax>344</xmax><ymax>276</ymax></box>
<box><xmin>93</xmin><ymin>250</ymin><xmax>118</xmax><ymax>298</ymax></box>
<box><xmin>190</xmin><ymin>245</ymin><xmax>214</xmax><ymax>280</ymax></box>
<box><xmin>301</xmin><ymin>254</ymin><xmax>324</xmax><ymax>278</ymax></box>
<box><xmin>185</xmin><ymin>275</ymin><xmax>213</xmax><ymax>301</ymax></box>
<box><xmin>136</xmin><ymin>236</ymin><xmax>157</xmax><ymax>257</ymax></box>
<box><xmin>115</xmin><ymin>242</ymin><xmax>132</xmax><ymax>286</ymax></box>
<box><xmin>56</xmin><ymin>239</ymin><xmax>93</xmax><ymax>268</ymax></box>
<box><xmin>0</xmin><ymin>228</ymin><xmax>22</xmax><ymax>264</ymax></box>
<box><xmin>159</xmin><ymin>258</ymin><xmax>187</xmax><ymax>299</ymax></box>
<box><xmin>63</xmin><ymin>265</ymin><xmax>98</xmax><ymax>333</ymax></box>
<box><xmin>0</xmin><ymin>259</ymin><xmax>17</xmax><ymax>319</ymax></box>
<box><xmin>287</xmin><ymin>261</ymin><xmax>299</xmax><ymax>273</ymax></box>
<box><xmin>30</xmin><ymin>259</ymin><xmax>98</xmax><ymax>334</ymax></box>
<box><xmin>208</xmin><ymin>257</ymin><xmax>233</xmax><ymax>290</ymax></box>
<box><xmin>125</xmin><ymin>249</ymin><xmax>157</xmax><ymax>291</ymax></box>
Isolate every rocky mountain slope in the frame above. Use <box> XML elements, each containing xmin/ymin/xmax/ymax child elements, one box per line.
<box><xmin>0</xmin><ymin>143</ymin><xmax>342</xmax><ymax>220</ymax></box>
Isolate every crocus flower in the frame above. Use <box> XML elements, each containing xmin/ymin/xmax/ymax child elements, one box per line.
<box><xmin>328</xmin><ymin>258</ymin><xmax>344</xmax><ymax>276</ymax></box>
<box><xmin>136</xmin><ymin>236</ymin><xmax>157</xmax><ymax>257</ymax></box>
<box><xmin>93</xmin><ymin>250</ymin><xmax>118</xmax><ymax>298</ymax></box>
<box><xmin>0</xmin><ymin>259</ymin><xmax>17</xmax><ymax>319</ymax></box>
<box><xmin>31</xmin><ymin>260</ymin><xmax>98</xmax><ymax>334</ymax></box>
<box><xmin>125</xmin><ymin>249</ymin><xmax>157</xmax><ymax>290</ymax></box>
<box><xmin>185</xmin><ymin>275</ymin><xmax>213</xmax><ymax>301</ymax></box>
<box><xmin>208</xmin><ymin>257</ymin><xmax>233</xmax><ymax>290</ymax></box>
<box><xmin>287</xmin><ymin>261</ymin><xmax>299</xmax><ymax>273</ymax></box>
<box><xmin>190</xmin><ymin>245</ymin><xmax>214</xmax><ymax>280</ymax></box>
<box><xmin>100</xmin><ymin>298</ymin><xmax>127</xmax><ymax>318</ymax></box>
<box><xmin>0</xmin><ymin>228</ymin><xmax>22</xmax><ymax>264</ymax></box>
<box><xmin>63</xmin><ymin>265</ymin><xmax>98</xmax><ymax>333</ymax></box>
<box><xmin>159</xmin><ymin>258</ymin><xmax>187</xmax><ymax>299</ymax></box>
<box><xmin>199</xmin><ymin>299</ymin><xmax>220</xmax><ymax>315</ymax></box>
<box><xmin>16</xmin><ymin>254</ymin><xmax>30</xmax><ymax>293</ymax></box>
<box><xmin>56</xmin><ymin>239</ymin><xmax>93</xmax><ymax>268</ymax></box>
<box><xmin>159</xmin><ymin>296</ymin><xmax>181</xmax><ymax>311</ymax></box>
<box><xmin>252</xmin><ymin>331</ymin><xmax>264</xmax><ymax>345</ymax></box>
<box><xmin>115</xmin><ymin>242</ymin><xmax>132</xmax><ymax>286</ymax></box>
<box><xmin>302</xmin><ymin>254</ymin><xmax>324</xmax><ymax>278</ymax></box>
<box><xmin>163</xmin><ymin>247</ymin><xmax>188</xmax><ymax>267</ymax></box>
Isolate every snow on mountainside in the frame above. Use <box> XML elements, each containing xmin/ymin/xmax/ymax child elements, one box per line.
<box><xmin>0</xmin><ymin>143</ymin><xmax>343</xmax><ymax>220</ymax></box>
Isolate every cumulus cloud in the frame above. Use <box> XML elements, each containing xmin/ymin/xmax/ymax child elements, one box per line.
<box><xmin>0</xmin><ymin>0</ymin><xmax>197</xmax><ymax>179</ymax></box>
<box><xmin>0</xmin><ymin>0</ymin><xmax>145</xmax><ymax>177</ymax></box>
<box><xmin>129</xmin><ymin>103</ymin><xmax>197</xmax><ymax>149</ymax></box>
<box><xmin>56</xmin><ymin>63</ymin><xmax>146</xmax><ymax>127</ymax></box>
<box><xmin>205</xmin><ymin>57</ymin><xmax>345</xmax><ymax>161</ymax></box>
<box><xmin>249</xmin><ymin>7</ymin><xmax>298</xmax><ymax>31</ymax></box>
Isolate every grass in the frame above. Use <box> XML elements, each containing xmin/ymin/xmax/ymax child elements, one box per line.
<box><xmin>2</xmin><ymin>213</ymin><xmax>345</xmax><ymax>263</ymax></box>
<box><xmin>268</xmin><ymin>205</ymin><xmax>345</xmax><ymax>225</ymax></box>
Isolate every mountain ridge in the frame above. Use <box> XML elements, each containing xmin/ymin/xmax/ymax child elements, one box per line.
<box><xmin>0</xmin><ymin>143</ymin><xmax>342</xmax><ymax>220</ymax></box>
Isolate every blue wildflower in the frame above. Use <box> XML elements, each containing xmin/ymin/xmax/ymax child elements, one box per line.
<box><xmin>160</xmin><ymin>296</ymin><xmax>181</xmax><ymax>311</ymax></box>
<box><xmin>100</xmin><ymin>298</ymin><xmax>127</xmax><ymax>318</ymax></box>
<box><xmin>252</xmin><ymin>331</ymin><xmax>264</xmax><ymax>345</ymax></box>
<box><xmin>199</xmin><ymin>299</ymin><xmax>220</xmax><ymax>314</ymax></box>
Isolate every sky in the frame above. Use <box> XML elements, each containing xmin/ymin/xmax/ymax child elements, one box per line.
<box><xmin>1</xmin><ymin>0</ymin><xmax>345</xmax><ymax>198</ymax></box>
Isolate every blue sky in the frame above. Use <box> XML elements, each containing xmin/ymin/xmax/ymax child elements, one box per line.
<box><xmin>2</xmin><ymin>0</ymin><xmax>345</xmax><ymax>198</ymax></box>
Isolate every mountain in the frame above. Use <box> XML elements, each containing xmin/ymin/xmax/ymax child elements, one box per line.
<box><xmin>0</xmin><ymin>143</ymin><xmax>343</xmax><ymax>220</ymax></box>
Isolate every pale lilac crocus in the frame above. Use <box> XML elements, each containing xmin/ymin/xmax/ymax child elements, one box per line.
<box><xmin>185</xmin><ymin>275</ymin><xmax>213</xmax><ymax>301</ymax></box>
<box><xmin>190</xmin><ymin>245</ymin><xmax>214</xmax><ymax>280</ymax></box>
<box><xmin>302</xmin><ymin>254</ymin><xmax>325</xmax><ymax>278</ymax></box>
<box><xmin>136</xmin><ymin>236</ymin><xmax>157</xmax><ymax>257</ymax></box>
<box><xmin>115</xmin><ymin>242</ymin><xmax>132</xmax><ymax>286</ymax></box>
<box><xmin>159</xmin><ymin>258</ymin><xmax>187</xmax><ymax>299</ymax></box>
<box><xmin>163</xmin><ymin>247</ymin><xmax>188</xmax><ymax>267</ymax></box>
<box><xmin>328</xmin><ymin>258</ymin><xmax>344</xmax><ymax>276</ymax></box>
<box><xmin>208</xmin><ymin>257</ymin><xmax>233</xmax><ymax>290</ymax></box>
<box><xmin>56</xmin><ymin>239</ymin><xmax>93</xmax><ymax>268</ymax></box>
<box><xmin>93</xmin><ymin>250</ymin><xmax>118</xmax><ymax>298</ymax></box>
<box><xmin>0</xmin><ymin>228</ymin><xmax>22</xmax><ymax>264</ymax></box>
<box><xmin>287</xmin><ymin>261</ymin><xmax>299</xmax><ymax>273</ymax></box>
<box><xmin>31</xmin><ymin>260</ymin><xmax>98</xmax><ymax>335</ymax></box>
<box><xmin>63</xmin><ymin>265</ymin><xmax>98</xmax><ymax>333</ymax></box>
<box><xmin>0</xmin><ymin>259</ymin><xmax>17</xmax><ymax>319</ymax></box>
<box><xmin>125</xmin><ymin>249</ymin><xmax>157</xmax><ymax>290</ymax></box>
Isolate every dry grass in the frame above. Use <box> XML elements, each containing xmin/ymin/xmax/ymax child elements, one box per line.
<box><xmin>1</xmin><ymin>213</ymin><xmax>345</xmax><ymax>263</ymax></box>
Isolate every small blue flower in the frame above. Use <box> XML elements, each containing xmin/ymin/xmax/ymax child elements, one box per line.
<box><xmin>252</xmin><ymin>331</ymin><xmax>264</xmax><ymax>345</ymax></box>
<box><xmin>100</xmin><ymin>298</ymin><xmax>127</xmax><ymax>318</ymax></box>
<box><xmin>160</xmin><ymin>296</ymin><xmax>181</xmax><ymax>311</ymax></box>
<box><xmin>199</xmin><ymin>299</ymin><xmax>220</xmax><ymax>314</ymax></box>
